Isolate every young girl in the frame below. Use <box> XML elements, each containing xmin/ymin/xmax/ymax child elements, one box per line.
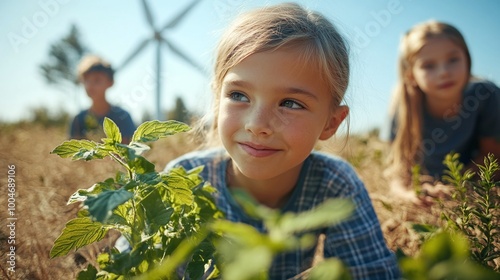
<box><xmin>387</xmin><ymin>20</ymin><xmax>500</xmax><ymax>195</ymax></box>
<box><xmin>166</xmin><ymin>3</ymin><xmax>400</xmax><ymax>279</ymax></box>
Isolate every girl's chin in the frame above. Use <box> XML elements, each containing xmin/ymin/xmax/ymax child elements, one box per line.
<box><xmin>231</xmin><ymin>162</ymin><xmax>279</xmax><ymax>181</ymax></box>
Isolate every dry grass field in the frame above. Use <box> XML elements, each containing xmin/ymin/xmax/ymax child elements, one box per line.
<box><xmin>0</xmin><ymin>123</ymin><xmax>444</xmax><ymax>279</ymax></box>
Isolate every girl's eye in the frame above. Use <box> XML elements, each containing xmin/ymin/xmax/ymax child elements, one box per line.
<box><xmin>448</xmin><ymin>57</ymin><xmax>460</xmax><ymax>64</ymax></box>
<box><xmin>229</xmin><ymin>91</ymin><xmax>249</xmax><ymax>102</ymax></box>
<box><xmin>422</xmin><ymin>63</ymin><xmax>435</xmax><ymax>70</ymax></box>
<box><xmin>280</xmin><ymin>100</ymin><xmax>304</xmax><ymax>109</ymax></box>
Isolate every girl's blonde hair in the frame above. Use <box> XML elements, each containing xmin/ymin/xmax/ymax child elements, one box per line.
<box><xmin>194</xmin><ymin>3</ymin><xmax>350</xmax><ymax>147</ymax></box>
<box><xmin>387</xmin><ymin>20</ymin><xmax>471</xmax><ymax>180</ymax></box>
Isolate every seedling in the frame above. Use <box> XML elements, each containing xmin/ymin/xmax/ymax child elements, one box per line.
<box><xmin>50</xmin><ymin>118</ymin><xmax>354</xmax><ymax>279</ymax></box>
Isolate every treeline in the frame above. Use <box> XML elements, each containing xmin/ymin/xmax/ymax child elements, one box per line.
<box><xmin>1</xmin><ymin>97</ymin><xmax>196</xmax><ymax>128</ymax></box>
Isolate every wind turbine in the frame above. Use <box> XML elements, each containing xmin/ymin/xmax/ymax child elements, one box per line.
<box><xmin>117</xmin><ymin>0</ymin><xmax>205</xmax><ymax>120</ymax></box>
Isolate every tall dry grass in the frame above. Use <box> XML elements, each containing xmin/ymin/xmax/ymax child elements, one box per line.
<box><xmin>0</xmin><ymin>123</ymin><xmax>444</xmax><ymax>279</ymax></box>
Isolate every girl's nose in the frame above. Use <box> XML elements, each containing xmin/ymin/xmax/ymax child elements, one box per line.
<box><xmin>244</xmin><ymin>104</ymin><xmax>273</xmax><ymax>136</ymax></box>
<box><xmin>438</xmin><ymin>63</ymin><xmax>451</xmax><ymax>77</ymax></box>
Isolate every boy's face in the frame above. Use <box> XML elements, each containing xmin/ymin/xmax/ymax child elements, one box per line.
<box><xmin>82</xmin><ymin>71</ymin><xmax>113</xmax><ymax>99</ymax></box>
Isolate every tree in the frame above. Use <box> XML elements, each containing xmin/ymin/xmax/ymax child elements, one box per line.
<box><xmin>166</xmin><ymin>96</ymin><xmax>192</xmax><ymax>124</ymax></box>
<box><xmin>39</xmin><ymin>24</ymin><xmax>88</xmax><ymax>92</ymax></box>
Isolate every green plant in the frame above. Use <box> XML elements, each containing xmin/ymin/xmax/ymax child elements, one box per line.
<box><xmin>441</xmin><ymin>152</ymin><xmax>500</xmax><ymax>272</ymax></box>
<box><xmin>411</xmin><ymin>164</ymin><xmax>422</xmax><ymax>196</ymax></box>
<box><xmin>50</xmin><ymin>118</ymin><xmax>354</xmax><ymax>279</ymax></box>
<box><xmin>142</xmin><ymin>190</ymin><xmax>354</xmax><ymax>280</ymax></box>
<box><xmin>399</xmin><ymin>230</ymin><xmax>499</xmax><ymax>280</ymax></box>
<box><xmin>50</xmin><ymin>118</ymin><xmax>222</xmax><ymax>279</ymax></box>
<box><xmin>209</xmin><ymin>190</ymin><xmax>353</xmax><ymax>280</ymax></box>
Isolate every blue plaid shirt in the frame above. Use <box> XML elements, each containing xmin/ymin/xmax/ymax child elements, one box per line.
<box><xmin>166</xmin><ymin>148</ymin><xmax>401</xmax><ymax>279</ymax></box>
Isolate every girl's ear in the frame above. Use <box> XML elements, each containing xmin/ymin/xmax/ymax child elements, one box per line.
<box><xmin>319</xmin><ymin>105</ymin><xmax>349</xmax><ymax>140</ymax></box>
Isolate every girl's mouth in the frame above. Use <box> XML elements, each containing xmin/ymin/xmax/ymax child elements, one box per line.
<box><xmin>239</xmin><ymin>142</ymin><xmax>280</xmax><ymax>157</ymax></box>
<box><xmin>438</xmin><ymin>81</ymin><xmax>455</xmax><ymax>89</ymax></box>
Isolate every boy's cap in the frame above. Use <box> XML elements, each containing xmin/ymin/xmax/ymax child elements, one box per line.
<box><xmin>77</xmin><ymin>54</ymin><xmax>114</xmax><ymax>82</ymax></box>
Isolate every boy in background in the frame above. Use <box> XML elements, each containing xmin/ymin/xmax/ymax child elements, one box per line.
<box><xmin>70</xmin><ymin>55</ymin><xmax>136</xmax><ymax>143</ymax></box>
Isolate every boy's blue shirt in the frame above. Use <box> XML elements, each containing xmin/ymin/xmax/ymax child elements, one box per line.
<box><xmin>69</xmin><ymin>105</ymin><xmax>136</xmax><ymax>140</ymax></box>
<box><xmin>165</xmin><ymin>148</ymin><xmax>401</xmax><ymax>280</ymax></box>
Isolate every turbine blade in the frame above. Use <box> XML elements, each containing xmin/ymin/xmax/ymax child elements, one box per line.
<box><xmin>116</xmin><ymin>38</ymin><xmax>151</xmax><ymax>71</ymax></box>
<box><xmin>141</xmin><ymin>0</ymin><xmax>156</xmax><ymax>30</ymax></box>
<box><xmin>162</xmin><ymin>38</ymin><xmax>206</xmax><ymax>75</ymax></box>
<box><xmin>161</xmin><ymin>0</ymin><xmax>201</xmax><ymax>31</ymax></box>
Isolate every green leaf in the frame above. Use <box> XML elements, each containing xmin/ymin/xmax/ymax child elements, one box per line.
<box><xmin>420</xmin><ymin>231</ymin><xmax>469</xmax><ymax>265</ymax></box>
<box><xmin>138</xmin><ymin>189</ymin><xmax>174</xmax><ymax>233</ymax></box>
<box><xmin>126</xmin><ymin>142</ymin><xmax>150</xmax><ymax>156</ymax></box>
<box><xmin>50</xmin><ymin>217</ymin><xmax>108</xmax><ymax>258</ymax></box>
<box><xmin>412</xmin><ymin>223</ymin><xmax>439</xmax><ymax>234</ymax></box>
<box><xmin>106</xmin><ymin>203</ymin><xmax>130</xmax><ymax>228</ymax></box>
<box><xmin>103</xmin><ymin>117</ymin><xmax>122</xmax><ymax>143</ymax></box>
<box><xmin>77</xmin><ymin>264</ymin><xmax>98</xmax><ymax>280</ymax></box>
<box><xmin>279</xmin><ymin>199</ymin><xmax>354</xmax><ymax>234</ymax></box>
<box><xmin>193</xmin><ymin>190</ymin><xmax>224</xmax><ymax>221</ymax></box>
<box><xmin>115</xmin><ymin>143</ymin><xmax>140</xmax><ymax>161</ymax></box>
<box><xmin>68</xmin><ymin>179</ymin><xmax>117</xmax><ymax>204</ymax></box>
<box><xmin>103</xmin><ymin>243</ymin><xmax>149</xmax><ymax>276</ymax></box>
<box><xmin>138</xmin><ymin>228</ymin><xmax>209</xmax><ymax>280</ymax></box>
<box><xmin>132</xmin><ymin>120</ymin><xmax>190</xmax><ymax>143</ymax></box>
<box><xmin>222</xmin><ymin>245</ymin><xmax>272</xmax><ymax>280</ymax></box>
<box><xmin>165</xmin><ymin>166</ymin><xmax>205</xmax><ymax>190</ymax></box>
<box><xmin>232</xmin><ymin>189</ymin><xmax>277</xmax><ymax>221</ymax></box>
<box><xmin>135</xmin><ymin>172</ymin><xmax>162</xmax><ymax>186</ymax></box>
<box><xmin>187</xmin><ymin>240</ymin><xmax>217</xmax><ymax>280</ymax></box>
<box><xmin>130</xmin><ymin>156</ymin><xmax>156</xmax><ymax>174</ymax></box>
<box><xmin>211</xmin><ymin>220</ymin><xmax>265</xmax><ymax>247</ymax></box>
<box><xmin>308</xmin><ymin>258</ymin><xmax>351</xmax><ymax>280</ymax></box>
<box><xmin>169</xmin><ymin>184</ymin><xmax>194</xmax><ymax>205</ymax></box>
<box><xmin>51</xmin><ymin>139</ymin><xmax>106</xmax><ymax>160</ymax></box>
<box><xmin>162</xmin><ymin>174</ymin><xmax>195</xmax><ymax>205</ymax></box>
<box><xmin>85</xmin><ymin>189</ymin><xmax>134</xmax><ymax>223</ymax></box>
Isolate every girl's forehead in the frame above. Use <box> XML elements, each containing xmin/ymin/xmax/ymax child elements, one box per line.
<box><xmin>422</xmin><ymin>37</ymin><xmax>462</xmax><ymax>54</ymax></box>
<box><xmin>234</xmin><ymin>46</ymin><xmax>325</xmax><ymax>79</ymax></box>
<box><xmin>228</xmin><ymin>48</ymin><xmax>323</xmax><ymax>81</ymax></box>
<box><xmin>409</xmin><ymin>36</ymin><xmax>462</xmax><ymax>61</ymax></box>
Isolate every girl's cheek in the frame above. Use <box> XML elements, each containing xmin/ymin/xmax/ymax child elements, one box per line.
<box><xmin>219</xmin><ymin>103</ymin><xmax>242</xmax><ymax>125</ymax></box>
<box><xmin>269</xmin><ymin>109</ymin><xmax>298</xmax><ymax>133</ymax></box>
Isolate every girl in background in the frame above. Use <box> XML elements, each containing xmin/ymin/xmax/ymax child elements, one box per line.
<box><xmin>387</xmin><ymin>20</ymin><xmax>500</xmax><ymax>201</ymax></box>
<box><xmin>166</xmin><ymin>3</ymin><xmax>400</xmax><ymax>279</ymax></box>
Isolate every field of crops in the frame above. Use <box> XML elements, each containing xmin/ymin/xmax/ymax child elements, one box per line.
<box><xmin>0</xmin><ymin>123</ymin><xmax>446</xmax><ymax>279</ymax></box>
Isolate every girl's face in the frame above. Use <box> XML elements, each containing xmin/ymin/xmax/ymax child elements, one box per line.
<box><xmin>218</xmin><ymin>46</ymin><xmax>348</xmax><ymax>181</ymax></box>
<box><xmin>409</xmin><ymin>37</ymin><xmax>468</xmax><ymax>104</ymax></box>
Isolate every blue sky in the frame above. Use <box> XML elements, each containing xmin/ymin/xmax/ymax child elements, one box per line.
<box><xmin>1</xmin><ymin>0</ymin><xmax>499</xmax><ymax>134</ymax></box>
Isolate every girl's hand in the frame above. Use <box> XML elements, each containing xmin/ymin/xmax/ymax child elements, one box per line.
<box><xmin>419</xmin><ymin>181</ymin><xmax>452</xmax><ymax>199</ymax></box>
<box><xmin>388</xmin><ymin>177</ymin><xmax>435</xmax><ymax>207</ymax></box>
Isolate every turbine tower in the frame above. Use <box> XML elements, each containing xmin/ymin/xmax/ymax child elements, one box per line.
<box><xmin>117</xmin><ymin>0</ymin><xmax>205</xmax><ymax>120</ymax></box>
